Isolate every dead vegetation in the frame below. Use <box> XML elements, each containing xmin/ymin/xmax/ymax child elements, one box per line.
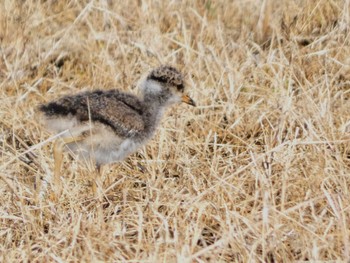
<box><xmin>1</xmin><ymin>0</ymin><xmax>350</xmax><ymax>262</ymax></box>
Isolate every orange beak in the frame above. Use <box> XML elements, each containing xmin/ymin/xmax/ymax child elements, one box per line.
<box><xmin>181</xmin><ymin>94</ymin><xmax>196</xmax><ymax>107</ymax></box>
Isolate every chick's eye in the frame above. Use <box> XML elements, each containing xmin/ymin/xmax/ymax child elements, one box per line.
<box><xmin>177</xmin><ymin>84</ymin><xmax>184</xmax><ymax>92</ymax></box>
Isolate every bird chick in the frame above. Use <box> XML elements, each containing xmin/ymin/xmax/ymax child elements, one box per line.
<box><xmin>39</xmin><ymin>65</ymin><xmax>195</xmax><ymax>194</ymax></box>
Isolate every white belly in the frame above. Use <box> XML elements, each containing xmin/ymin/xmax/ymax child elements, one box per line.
<box><xmin>64</xmin><ymin>123</ymin><xmax>144</xmax><ymax>166</ymax></box>
<box><xmin>41</xmin><ymin>114</ymin><xmax>147</xmax><ymax>166</ymax></box>
<box><xmin>90</xmin><ymin>138</ymin><xmax>142</xmax><ymax>165</ymax></box>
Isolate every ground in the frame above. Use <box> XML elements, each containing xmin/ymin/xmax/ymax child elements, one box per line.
<box><xmin>1</xmin><ymin>0</ymin><xmax>350</xmax><ymax>262</ymax></box>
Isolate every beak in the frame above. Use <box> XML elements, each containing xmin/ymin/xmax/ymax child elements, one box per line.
<box><xmin>181</xmin><ymin>94</ymin><xmax>196</xmax><ymax>107</ymax></box>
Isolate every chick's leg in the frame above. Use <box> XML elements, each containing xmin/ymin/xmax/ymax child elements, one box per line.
<box><xmin>53</xmin><ymin>136</ymin><xmax>84</xmax><ymax>197</ymax></box>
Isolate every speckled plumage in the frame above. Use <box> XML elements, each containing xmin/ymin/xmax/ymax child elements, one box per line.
<box><xmin>40</xmin><ymin>90</ymin><xmax>145</xmax><ymax>138</ymax></box>
<box><xmin>39</xmin><ymin>65</ymin><xmax>195</xmax><ymax>166</ymax></box>
<box><xmin>147</xmin><ymin>65</ymin><xmax>185</xmax><ymax>92</ymax></box>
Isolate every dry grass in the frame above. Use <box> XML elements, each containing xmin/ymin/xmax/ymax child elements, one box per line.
<box><xmin>1</xmin><ymin>0</ymin><xmax>350</xmax><ymax>262</ymax></box>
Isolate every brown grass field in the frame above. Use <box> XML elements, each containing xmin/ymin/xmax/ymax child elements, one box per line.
<box><xmin>1</xmin><ymin>0</ymin><xmax>350</xmax><ymax>262</ymax></box>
